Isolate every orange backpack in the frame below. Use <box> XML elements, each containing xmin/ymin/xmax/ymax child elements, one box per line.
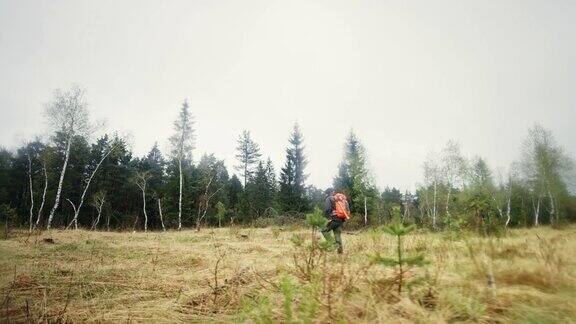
<box><xmin>333</xmin><ymin>193</ymin><xmax>350</xmax><ymax>220</ymax></box>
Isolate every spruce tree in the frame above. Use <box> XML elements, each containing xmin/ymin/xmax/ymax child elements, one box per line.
<box><xmin>333</xmin><ymin>130</ymin><xmax>377</xmax><ymax>215</ymax></box>
<box><xmin>278</xmin><ymin>124</ymin><xmax>309</xmax><ymax>213</ymax></box>
<box><xmin>246</xmin><ymin>161</ymin><xmax>275</xmax><ymax>218</ymax></box>
<box><xmin>227</xmin><ymin>175</ymin><xmax>243</xmax><ymax>215</ymax></box>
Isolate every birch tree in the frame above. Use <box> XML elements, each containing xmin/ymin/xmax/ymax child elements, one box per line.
<box><xmin>34</xmin><ymin>156</ymin><xmax>48</xmax><ymax>230</ymax></box>
<box><xmin>157</xmin><ymin>197</ymin><xmax>166</xmax><ymax>231</ymax></box>
<box><xmin>196</xmin><ymin>154</ymin><xmax>227</xmax><ymax>230</ymax></box>
<box><xmin>45</xmin><ymin>85</ymin><xmax>91</xmax><ymax>229</ymax></box>
<box><xmin>134</xmin><ymin>171</ymin><xmax>152</xmax><ymax>231</ymax></box>
<box><xmin>520</xmin><ymin>124</ymin><xmax>574</xmax><ymax>226</ymax></box>
<box><xmin>423</xmin><ymin>152</ymin><xmax>441</xmax><ymax>229</ymax></box>
<box><xmin>90</xmin><ymin>191</ymin><xmax>106</xmax><ymax>230</ymax></box>
<box><xmin>169</xmin><ymin>100</ymin><xmax>195</xmax><ymax>230</ymax></box>
<box><xmin>26</xmin><ymin>149</ymin><xmax>34</xmax><ymax>232</ymax></box>
<box><xmin>440</xmin><ymin>140</ymin><xmax>467</xmax><ymax>225</ymax></box>
<box><xmin>67</xmin><ymin>137</ymin><xmax>119</xmax><ymax>229</ymax></box>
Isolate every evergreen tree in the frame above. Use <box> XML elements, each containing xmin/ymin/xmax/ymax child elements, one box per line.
<box><xmin>143</xmin><ymin>143</ymin><xmax>166</xmax><ymax>195</ymax></box>
<box><xmin>333</xmin><ymin>130</ymin><xmax>378</xmax><ymax>215</ymax></box>
<box><xmin>136</xmin><ymin>143</ymin><xmax>166</xmax><ymax>229</ymax></box>
<box><xmin>246</xmin><ymin>161</ymin><xmax>275</xmax><ymax>218</ymax></box>
<box><xmin>235</xmin><ymin>130</ymin><xmax>261</xmax><ymax>187</ymax></box>
<box><xmin>227</xmin><ymin>175</ymin><xmax>243</xmax><ymax>217</ymax></box>
<box><xmin>382</xmin><ymin>187</ymin><xmax>402</xmax><ymax>205</ymax></box>
<box><xmin>265</xmin><ymin>157</ymin><xmax>277</xmax><ymax>200</ymax></box>
<box><xmin>0</xmin><ymin>148</ymin><xmax>14</xmax><ymax>211</ymax></box>
<box><xmin>278</xmin><ymin>124</ymin><xmax>309</xmax><ymax>213</ymax></box>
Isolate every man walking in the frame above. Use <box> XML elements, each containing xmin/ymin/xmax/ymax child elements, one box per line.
<box><xmin>322</xmin><ymin>188</ymin><xmax>350</xmax><ymax>254</ymax></box>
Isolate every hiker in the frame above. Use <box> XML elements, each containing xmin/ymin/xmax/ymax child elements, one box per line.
<box><xmin>322</xmin><ymin>188</ymin><xmax>350</xmax><ymax>254</ymax></box>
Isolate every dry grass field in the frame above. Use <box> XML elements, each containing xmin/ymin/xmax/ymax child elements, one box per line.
<box><xmin>1</xmin><ymin>225</ymin><xmax>575</xmax><ymax>323</ymax></box>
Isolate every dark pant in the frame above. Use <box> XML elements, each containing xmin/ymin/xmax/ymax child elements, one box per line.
<box><xmin>321</xmin><ymin>218</ymin><xmax>344</xmax><ymax>253</ymax></box>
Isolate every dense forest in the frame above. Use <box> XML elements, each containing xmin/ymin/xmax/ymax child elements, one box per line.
<box><xmin>1</xmin><ymin>85</ymin><xmax>575</xmax><ymax>233</ymax></box>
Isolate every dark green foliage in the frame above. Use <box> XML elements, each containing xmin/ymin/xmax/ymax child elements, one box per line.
<box><xmin>278</xmin><ymin>124</ymin><xmax>309</xmax><ymax>214</ymax></box>
<box><xmin>305</xmin><ymin>207</ymin><xmax>327</xmax><ymax>230</ymax></box>
<box><xmin>245</xmin><ymin>161</ymin><xmax>275</xmax><ymax>218</ymax></box>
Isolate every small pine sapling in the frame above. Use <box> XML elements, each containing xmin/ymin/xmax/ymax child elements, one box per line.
<box><xmin>290</xmin><ymin>208</ymin><xmax>333</xmax><ymax>281</ymax></box>
<box><xmin>305</xmin><ymin>207</ymin><xmax>328</xmax><ymax>244</ymax></box>
<box><xmin>373</xmin><ymin>222</ymin><xmax>428</xmax><ymax>294</ymax></box>
<box><xmin>215</xmin><ymin>201</ymin><xmax>227</xmax><ymax>228</ymax></box>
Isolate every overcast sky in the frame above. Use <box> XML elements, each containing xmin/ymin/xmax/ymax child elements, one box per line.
<box><xmin>1</xmin><ymin>0</ymin><xmax>575</xmax><ymax>191</ymax></box>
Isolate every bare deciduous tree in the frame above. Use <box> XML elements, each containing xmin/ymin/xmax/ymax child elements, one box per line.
<box><xmin>520</xmin><ymin>124</ymin><xmax>574</xmax><ymax>226</ymax></box>
<box><xmin>196</xmin><ymin>165</ymin><xmax>223</xmax><ymax>231</ymax></box>
<box><xmin>90</xmin><ymin>191</ymin><xmax>106</xmax><ymax>230</ymax></box>
<box><xmin>441</xmin><ymin>140</ymin><xmax>467</xmax><ymax>224</ymax></box>
<box><xmin>45</xmin><ymin>85</ymin><xmax>91</xmax><ymax>229</ymax></box>
<box><xmin>423</xmin><ymin>152</ymin><xmax>441</xmax><ymax>229</ymax></box>
<box><xmin>134</xmin><ymin>171</ymin><xmax>152</xmax><ymax>231</ymax></box>
<box><xmin>157</xmin><ymin>198</ymin><xmax>166</xmax><ymax>231</ymax></box>
<box><xmin>34</xmin><ymin>156</ymin><xmax>49</xmax><ymax>230</ymax></box>
<box><xmin>26</xmin><ymin>150</ymin><xmax>34</xmax><ymax>232</ymax></box>
<box><xmin>169</xmin><ymin>100</ymin><xmax>195</xmax><ymax>230</ymax></box>
<box><xmin>67</xmin><ymin>139</ymin><xmax>119</xmax><ymax>229</ymax></box>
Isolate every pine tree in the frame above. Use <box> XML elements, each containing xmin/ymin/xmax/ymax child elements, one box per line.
<box><xmin>235</xmin><ymin>130</ymin><xmax>261</xmax><ymax>187</ymax></box>
<box><xmin>373</xmin><ymin>222</ymin><xmax>428</xmax><ymax>294</ymax></box>
<box><xmin>278</xmin><ymin>124</ymin><xmax>309</xmax><ymax>213</ymax></box>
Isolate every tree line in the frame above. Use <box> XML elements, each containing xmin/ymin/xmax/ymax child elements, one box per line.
<box><xmin>0</xmin><ymin>85</ymin><xmax>575</xmax><ymax>232</ymax></box>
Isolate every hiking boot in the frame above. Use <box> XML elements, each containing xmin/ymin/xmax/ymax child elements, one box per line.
<box><xmin>337</xmin><ymin>247</ymin><xmax>343</xmax><ymax>254</ymax></box>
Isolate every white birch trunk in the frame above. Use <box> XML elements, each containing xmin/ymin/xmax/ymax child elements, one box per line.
<box><xmin>47</xmin><ymin>135</ymin><xmax>72</xmax><ymax>230</ymax></box>
<box><xmin>505</xmin><ymin>196</ymin><xmax>511</xmax><ymax>228</ymax></box>
<box><xmin>196</xmin><ymin>177</ymin><xmax>222</xmax><ymax>231</ymax></box>
<box><xmin>178</xmin><ymin>157</ymin><xmax>183</xmax><ymax>230</ymax></box>
<box><xmin>142</xmin><ymin>184</ymin><xmax>148</xmax><ymax>232</ymax></box>
<box><xmin>364</xmin><ymin>196</ymin><xmax>368</xmax><ymax>226</ymax></box>
<box><xmin>67</xmin><ymin>144</ymin><xmax>116</xmax><ymax>229</ymax></box>
<box><xmin>27</xmin><ymin>154</ymin><xmax>34</xmax><ymax>232</ymax></box>
<box><xmin>66</xmin><ymin>199</ymin><xmax>77</xmax><ymax>225</ymax></box>
<box><xmin>445</xmin><ymin>187</ymin><xmax>452</xmax><ymax>224</ymax></box>
<box><xmin>424</xmin><ymin>188</ymin><xmax>431</xmax><ymax>219</ymax></box>
<box><xmin>534</xmin><ymin>195</ymin><xmax>541</xmax><ymax>227</ymax></box>
<box><xmin>547</xmin><ymin>190</ymin><xmax>556</xmax><ymax>225</ymax></box>
<box><xmin>158</xmin><ymin>198</ymin><xmax>166</xmax><ymax>231</ymax></box>
<box><xmin>493</xmin><ymin>196</ymin><xmax>504</xmax><ymax>219</ymax></box>
<box><xmin>34</xmin><ymin>163</ymin><xmax>48</xmax><ymax>230</ymax></box>
<box><xmin>91</xmin><ymin>196</ymin><xmax>105</xmax><ymax>230</ymax></box>
<box><xmin>432</xmin><ymin>180</ymin><xmax>438</xmax><ymax>229</ymax></box>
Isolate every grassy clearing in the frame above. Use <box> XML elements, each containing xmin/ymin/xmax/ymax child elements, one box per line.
<box><xmin>1</xmin><ymin>226</ymin><xmax>575</xmax><ymax>323</ymax></box>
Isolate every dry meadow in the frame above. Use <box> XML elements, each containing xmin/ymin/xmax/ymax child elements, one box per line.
<box><xmin>1</xmin><ymin>225</ymin><xmax>575</xmax><ymax>323</ymax></box>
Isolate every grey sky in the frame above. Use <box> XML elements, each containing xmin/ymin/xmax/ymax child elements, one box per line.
<box><xmin>1</xmin><ymin>0</ymin><xmax>575</xmax><ymax>191</ymax></box>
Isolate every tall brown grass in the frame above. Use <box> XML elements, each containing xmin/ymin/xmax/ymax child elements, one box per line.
<box><xmin>0</xmin><ymin>226</ymin><xmax>575</xmax><ymax>322</ymax></box>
